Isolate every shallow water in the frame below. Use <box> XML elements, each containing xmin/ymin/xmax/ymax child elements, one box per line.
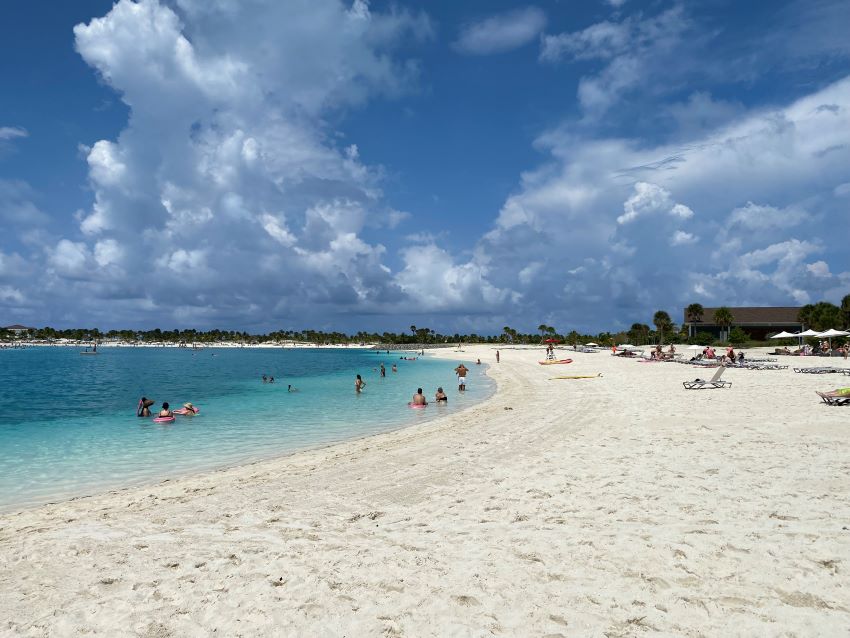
<box><xmin>0</xmin><ymin>347</ymin><xmax>493</xmax><ymax>511</ymax></box>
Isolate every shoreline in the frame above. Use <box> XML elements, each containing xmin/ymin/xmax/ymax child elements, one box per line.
<box><xmin>2</xmin><ymin>344</ymin><xmax>849</xmax><ymax>635</ymax></box>
<box><xmin>0</xmin><ymin>348</ymin><xmax>496</xmax><ymax>515</ymax></box>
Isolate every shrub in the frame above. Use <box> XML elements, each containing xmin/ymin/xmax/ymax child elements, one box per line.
<box><xmin>688</xmin><ymin>331</ymin><xmax>715</xmax><ymax>345</ymax></box>
<box><xmin>728</xmin><ymin>327</ymin><xmax>750</xmax><ymax>345</ymax></box>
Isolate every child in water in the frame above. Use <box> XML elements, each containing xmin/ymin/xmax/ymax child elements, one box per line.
<box><xmin>158</xmin><ymin>402</ymin><xmax>173</xmax><ymax>418</ymax></box>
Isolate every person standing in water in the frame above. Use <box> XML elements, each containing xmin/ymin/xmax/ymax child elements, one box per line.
<box><xmin>454</xmin><ymin>363</ymin><xmax>469</xmax><ymax>392</ymax></box>
<box><xmin>355</xmin><ymin>374</ymin><xmax>366</xmax><ymax>393</ymax></box>
<box><xmin>380</xmin><ymin>363</ymin><xmax>386</xmax><ymax>377</ymax></box>
<box><xmin>137</xmin><ymin>397</ymin><xmax>154</xmax><ymax>417</ymax></box>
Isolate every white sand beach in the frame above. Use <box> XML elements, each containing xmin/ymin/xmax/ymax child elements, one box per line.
<box><xmin>2</xmin><ymin>345</ymin><xmax>849</xmax><ymax>636</ymax></box>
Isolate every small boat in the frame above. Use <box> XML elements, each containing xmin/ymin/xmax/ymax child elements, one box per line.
<box><xmin>538</xmin><ymin>359</ymin><xmax>573</xmax><ymax>365</ymax></box>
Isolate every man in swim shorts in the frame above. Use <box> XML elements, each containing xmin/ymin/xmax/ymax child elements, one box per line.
<box><xmin>454</xmin><ymin>363</ymin><xmax>468</xmax><ymax>392</ymax></box>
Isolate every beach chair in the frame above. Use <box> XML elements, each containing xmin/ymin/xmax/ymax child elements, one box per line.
<box><xmin>816</xmin><ymin>391</ymin><xmax>850</xmax><ymax>406</ymax></box>
<box><xmin>683</xmin><ymin>366</ymin><xmax>731</xmax><ymax>389</ymax></box>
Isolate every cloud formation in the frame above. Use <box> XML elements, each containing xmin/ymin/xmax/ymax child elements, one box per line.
<box><xmin>454</xmin><ymin>7</ymin><xmax>546</xmax><ymax>55</ymax></box>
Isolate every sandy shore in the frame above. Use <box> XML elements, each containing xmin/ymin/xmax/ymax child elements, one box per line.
<box><xmin>2</xmin><ymin>345</ymin><xmax>849</xmax><ymax>636</ymax></box>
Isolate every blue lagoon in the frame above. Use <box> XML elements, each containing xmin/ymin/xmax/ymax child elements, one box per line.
<box><xmin>0</xmin><ymin>347</ymin><xmax>493</xmax><ymax>511</ymax></box>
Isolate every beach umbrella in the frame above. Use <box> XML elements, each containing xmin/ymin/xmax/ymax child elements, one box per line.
<box><xmin>544</xmin><ymin>338</ymin><xmax>560</xmax><ymax>343</ymax></box>
<box><xmin>769</xmin><ymin>331</ymin><xmax>797</xmax><ymax>339</ymax></box>
<box><xmin>585</xmin><ymin>342</ymin><xmax>599</xmax><ymax>347</ymax></box>
<box><xmin>797</xmin><ymin>329</ymin><xmax>821</xmax><ymax>337</ymax></box>
<box><xmin>816</xmin><ymin>328</ymin><xmax>849</xmax><ymax>352</ymax></box>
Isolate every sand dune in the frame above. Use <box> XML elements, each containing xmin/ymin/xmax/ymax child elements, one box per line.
<box><xmin>2</xmin><ymin>346</ymin><xmax>849</xmax><ymax>636</ymax></box>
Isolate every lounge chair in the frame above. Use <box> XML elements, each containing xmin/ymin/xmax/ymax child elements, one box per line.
<box><xmin>683</xmin><ymin>366</ymin><xmax>732</xmax><ymax>389</ymax></box>
<box><xmin>816</xmin><ymin>391</ymin><xmax>850</xmax><ymax>406</ymax></box>
<box><xmin>794</xmin><ymin>367</ymin><xmax>841</xmax><ymax>374</ymax></box>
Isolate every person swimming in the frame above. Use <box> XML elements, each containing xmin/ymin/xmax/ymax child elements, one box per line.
<box><xmin>158</xmin><ymin>402</ymin><xmax>173</xmax><ymax>418</ymax></box>
<box><xmin>355</xmin><ymin>374</ymin><xmax>366</xmax><ymax>393</ymax></box>
<box><xmin>288</xmin><ymin>384</ymin><xmax>299</xmax><ymax>392</ymax></box>
<box><xmin>137</xmin><ymin>397</ymin><xmax>154</xmax><ymax>417</ymax></box>
<box><xmin>411</xmin><ymin>388</ymin><xmax>427</xmax><ymax>406</ymax></box>
<box><xmin>435</xmin><ymin>387</ymin><xmax>447</xmax><ymax>403</ymax></box>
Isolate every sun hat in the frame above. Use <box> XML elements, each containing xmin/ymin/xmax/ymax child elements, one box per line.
<box><xmin>184</xmin><ymin>402</ymin><xmax>194</xmax><ymax>409</ymax></box>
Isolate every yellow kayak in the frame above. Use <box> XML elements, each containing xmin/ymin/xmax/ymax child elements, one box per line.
<box><xmin>550</xmin><ymin>373</ymin><xmax>602</xmax><ymax>379</ymax></box>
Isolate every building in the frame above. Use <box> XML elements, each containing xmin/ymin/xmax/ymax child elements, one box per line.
<box><xmin>3</xmin><ymin>324</ymin><xmax>34</xmax><ymax>335</ymax></box>
<box><xmin>683</xmin><ymin>307</ymin><xmax>803</xmax><ymax>341</ymax></box>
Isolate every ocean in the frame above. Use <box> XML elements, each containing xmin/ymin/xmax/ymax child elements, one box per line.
<box><xmin>0</xmin><ymin>346</ymin><xmax>493</xmax><ymax>511</ymax></box>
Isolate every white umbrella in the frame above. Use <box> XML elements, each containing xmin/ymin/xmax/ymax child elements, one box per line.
<box><xmin>816</xmin><ymin>328</ymin><xmax>849</xmax><ymax>352</ymax></box>
<box><xmin>817</xmin><ymin>328</ymin><xmax>849</xmax><ymax>338</ymax></box>
<box><xmin>770</xmin><ymin>331</ymin><xmax>797</xmax><ymax>339</ymax></box>
<box><xmin>797</xmin><ymin>329</ymin><xmax>821</xmax><ymax>337</ymax></box>
<box><xmin>585</xmin><ymin>342</ymin><xmax>599</xmax><ymax>347</ymax></box>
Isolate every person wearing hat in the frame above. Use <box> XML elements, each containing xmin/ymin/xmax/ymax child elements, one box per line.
<box><xmin>137</xmin><ymin>397</ymin><xmax>155</xmax><ymax>417</ymax></box>
<box><xmin>176</xmin><ymin>402</ymin><xmax>198</xmax><ymax>415</ymax></box>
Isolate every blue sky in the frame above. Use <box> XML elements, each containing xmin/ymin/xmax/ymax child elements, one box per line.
<box><xmin>1</xmin><ymin>0</ymin><xmax>849</xmax><ymax>333</ymax></box>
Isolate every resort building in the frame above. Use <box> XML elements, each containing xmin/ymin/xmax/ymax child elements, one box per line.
<box><xmin>3</xmin><ymin>324</ymin><xmax>34</xmax><ymax>335</ymax></box>
<box><xmin>682</xmin><ymin>307</ymin><xmax>803</xmax><ymax>340</ymax></box>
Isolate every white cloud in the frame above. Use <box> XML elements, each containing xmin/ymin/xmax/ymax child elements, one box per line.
<box><xmin>454</xmin><ymin>7</ymin><xmax>546</xmax><ymax>55</ymax></box>
<box><xmin>727</xmin><ymin>202</ymin><xmax>810</xmax><ymax>230</ymax></box>
<box><xmin>471</xmin><ymin>75</ymin><xmax>850</xmax><ymax>330</ymax></box>
<box><xmin>670</xmin><ymin>230</ymin><xmax>697</xmax><ymax>246</ymax></box>
<box><xmin>540</xmin><ymin>6</ymin><xmax>692</xmax><ymax>115</ymax></box>
<box><xmin>807</xmin><ymin>260</ymin><xmax>831</xmax><ymax>277</ymax></box>
<box><xmin>0</xmin><ymin>127</ymin><xmax>28</xmax><ymax>140</ymax></box>
<box><xmin>617</xmin><ymin>182</ymin><xmax>694</xmax><ymax>224</ymax></box>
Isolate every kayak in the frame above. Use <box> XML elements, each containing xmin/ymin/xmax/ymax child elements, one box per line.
<box><xmin>538</xmin><ymin>359</ymin><xmax>573</xmax><ymax>365</ymax></box>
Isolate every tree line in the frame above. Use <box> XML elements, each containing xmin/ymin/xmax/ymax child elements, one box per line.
<box><xmin>4</xmin><ymin>294</ymin><xmax>848</xmax><ymax>347</ymax></box>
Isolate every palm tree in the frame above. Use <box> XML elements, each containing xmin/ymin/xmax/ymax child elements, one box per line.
<box><xmin>713</xmin><ymin>306</ymin><xmax>734</xmax><ymax>341</ymax></box>
<box><xmin>685</xmin><ymin>303</ymin><xmax>704</xmax><ymax>337</ymax></box>
<box><xmin>653</xmin><ymin>310</ymin><xmax>672</xmax><ymax>343</ymax></box>
<box><xmin>685</xmin><ymin>303</ymin><xmax>704</xmax><ymax>322</ymax></box>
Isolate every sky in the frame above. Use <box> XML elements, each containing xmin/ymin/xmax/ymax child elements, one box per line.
<box><xmin>1</xmin><ymin>0</ymin><xmax>849</xmax><ymax>334</ymax></box>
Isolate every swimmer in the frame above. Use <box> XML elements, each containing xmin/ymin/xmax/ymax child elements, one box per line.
<box><xmin>411</xmin><ymin>387</ymin><xmax>427</xmax><ymax>406</ymax></box>
<box><xmin>137</xmin><ymin>397</ymin><xmax>155</xmax><ymax>417</ymax></box>
<box><xmin>288</xmin><ymin>384</ymin><xmax>299</xmax><ymax>392</ymax></box>
<box><xmin>355</xmin><ymin>374</ymin><xmax>366</xmax><ymax>393</ymax></box>
<box><xmin>269</xmin><ymin>376</ymin><xmax>275</xmax><ymax>383</ymax></box>
<box><xmin>435</xmin><ymin>387</ymin><xmax>447</xmax><ymax>403</ymax></box>
<box><xmin>262</xmin><ymin>374</ymin><xmax>268</xmax><ymax>383</ymax></box>
<box><xmin>391</xmin><ymin>364</ymin><xmax>397</xmax><ymax>373</ymax></box>
<box><xmin>158</xmin><ymin>402</ymin><xmax>173</xmax><ymax>418</ymax></box>
<box><xmin>476</xmin><ymin>358</ymin><xmax>481</xmax><ymax>365</ymax></box>
<box><xmin>380</xmin><ymin>363</ymin><xmax>386</xmax><ymax>377</ymax></box>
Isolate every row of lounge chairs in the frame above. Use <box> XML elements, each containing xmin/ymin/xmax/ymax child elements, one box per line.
<box><xmin>794</xmin><ymin>367</ymin><xmax>850</xmax><ymax>374</ymax></box>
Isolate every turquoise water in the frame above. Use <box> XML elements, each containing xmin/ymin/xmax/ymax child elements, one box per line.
<box><xmin>0</xmin><ymin>347</ymin><xmax>493</xmax><ymax>511</ymax></box>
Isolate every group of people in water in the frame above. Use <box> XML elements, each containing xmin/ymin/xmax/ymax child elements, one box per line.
<box><xmin>357</xmin><ymin>358</ymin><xmax>475</xmax><ymax>406</ymax></box>
<box><xmin>137</xmin><ymin>397</ymin><xmax>198</xmax><ymax>418</ymax></box>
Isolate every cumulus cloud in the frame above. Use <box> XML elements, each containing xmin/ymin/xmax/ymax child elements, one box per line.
<box><xmin>617</xmin><ymin>182</ymin><xmax>694</xmax><ymax>224</ymax></box>
<box><xmin>454</xmin><ymin>7</ymin><xmax>546</xmax><ymax>55</ymax></box>
<box><xmin>469</xmin><ymin>75</ymin><xmax>850</xmax><ymax>330</ymax></box>
<box><xmin>0</xmin><ymin>0</ymin><xmax>448</xmax><ymax>328</ymax></box>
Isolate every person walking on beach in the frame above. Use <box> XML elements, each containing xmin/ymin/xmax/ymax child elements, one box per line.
<box><xmin>380</xmin><ymin>363</ymin><xmax>386</xmax><ymax>377</ymax></box>
<box><xmin>455</xmin><ymin>363</ymin><xmax>468</xmax><ymax>392</ymax></box>
<box><xmin>496</xmin><ymin>350</ymin><xmax>500</xmax><ymax>363</ymax></box>
<box><xmin>355</xmin><ymin>374</ymin><xmax>366</xmax><ymax>393</ymax></box>
<box><xmin>412</xmin><ymin>388</ymin><xmax>427</xmax><ymax>406</ymax></box>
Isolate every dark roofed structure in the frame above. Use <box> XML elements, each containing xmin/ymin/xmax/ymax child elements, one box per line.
<box><xmin>4</xmin><ymin>324</ymin><xmax>34</xmax><ymax>332</ymax></box>
<box><xmin>683</xmin><ymin>306</ymin><xmax>803</xmax><ymax>340</ymax></box>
